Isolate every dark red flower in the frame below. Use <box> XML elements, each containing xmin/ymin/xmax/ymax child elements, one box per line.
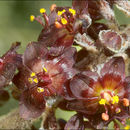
<box><xmin>13</xmin><ymin>42</ymin><xmax>76</xmax><ymax>119</ymax></box>
<box><xmin>31</xmin><ymin>3</ymin><xmax>92</xmax><ymax>51</ymax></box>
<box><xmin>66</xmin><ymin>57</ymin><xmax>130</xmax><ymax>129</ymax></box>
<box><xmin>0</xmin><ymin>42</ymin><xmax>21</xmax><ymax>88</ymax></box>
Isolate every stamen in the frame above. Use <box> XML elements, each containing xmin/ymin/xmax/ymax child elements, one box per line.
<box><xmin>30</xmin><ymin>72</ymin><xmax>36</xmax><ymax>77</ymax></box>
<box><xmin>112</xmin><ymin>95</ymin><xmax>119</xmax><ymax>104</ymax></box>
<box><xmin>69</xmin><ymin>8</ymin><xmax>76</xmax><ymax>16</ymax></box>
<box><xmin>28</xmin><ymin>78</ymin><xmax>33</xmax><ymax>84</ymax></box>
<box><xmin>99</xmin><ymin>99</ymin><xmax>106</xmax><ymax>105</ymax></box>
<box><xmin>50</xmin><ymin>4</ymin><xmax>56</xmax><ymax>12</ymax></box>
<box><xmin>30</xmin><ymin>15</ymin><xmax>35</xmax><ymax>22</ymax></box>
<box><xmin>115</xmin><ymin>108</ymin><xmax>121</xmax><ymax>114</ymax></box>
<box><xmin>33</xmin><ymin>78</ymin><xmax>38</xmax><ymax>83</ymax></box>
<box><xmin>58</xmin><ymin>9</ymin><xmax>66</xmax><ymax>16</ymax></box>
<box><xmin>37</xmin><ymin>87</ymin><xmax>44</xmax><ymax>93</ymax></box>
<box><xmin>101</xmin><ymin>113</ymin><xmax>109</xmax><ymax>121</ymax></box>
<box><xmin>55</xmin><ymin>21</ymin><xmax>62</xmax><ymax>28</ymax></box>
<box><xmin>61</xmin><ymin>18</ymin><xmax>67</xmax><ymax>25</ymax></box>
<box><xmin>40</xmin><ymin>8</ymin><xmax>46</xmax><ymax>14</ymax></box>
<box><xmin>43</xmin><ymin>67</ymin><xmax>47</xmax><ymax>72</ymax></box>
<box><xmin>123</xmin><ymin>98</ymin><xmax>129</xmax><ymax>107</ymax></box>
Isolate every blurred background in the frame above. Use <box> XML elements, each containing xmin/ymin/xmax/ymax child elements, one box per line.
<box><xmin>0</xmin><ymin>0</ymin><xmax>129</xmax><ymax>128</ymax></box>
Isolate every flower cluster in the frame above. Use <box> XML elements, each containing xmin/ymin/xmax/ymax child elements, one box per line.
<box><xmin>0</xmin><ymin>0</ymin><xmax>130</xmax><ymax>129</ymax></box>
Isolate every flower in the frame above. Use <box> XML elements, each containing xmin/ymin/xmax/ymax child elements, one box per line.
<box><xmin>13</xmin><ymin>42</ymin><xmax>76</xmax><ymax>119</ymax></box>
<box><xmin>66</xmin><ymin>57</ymin><xmax>130</xmax><ymax>129</ymax></box>
<box><xmin>0</xmin><ymin>42</ymin><xmax>21</xmax><ymax>88</ymax></box>
<box><xmin>30</xmin><ymin>3</ymin><xmax>93</xmax><ymax>50</ymax></box>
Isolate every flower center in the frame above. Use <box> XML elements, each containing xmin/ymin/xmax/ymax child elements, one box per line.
<box><xmin>99</xmin><ymin>91</ymin><xmax>119</xmax><ymax>105</ymax></box>
<box><xmin>28</xmin><ymin>67</ymin><xmax>52</xmax><ymax>93</ymax></box>
<box><xmin>98</xmin><ymin>91</ymin><xmax>129</xmax><ymax>121</ymax></box>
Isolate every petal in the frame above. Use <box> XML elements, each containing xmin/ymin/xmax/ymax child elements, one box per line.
<box><xmin>0</xmin><ymin>42</ymin><xmax>21</xmax><ymax>88</ymax></box>
<box><xmin>101</xmin><ymin>57</ymin><xmax>125</xmax><ymax>80</ymax></box>
<box><xmin>20</xmin><ymin>88</ymin><xmax>45</xmax><ymax>120</ymax></box>
<box><xmin>64</xmin><ymin>114</ymin><xmax>84</xmax><ymax>130</ymax></box>
<box><xmin>70</xmin><ymin>74</ymin><xmax>94</xmax><ymax>98</ymax></box>
<box><xmin>67</xmin><ymin>100</ymin><xmax>98</xmax><ymax>115</ymax></box>
<box><xmin>70</xmin><ymin>71</ymin><xmax>99</xmax><ymax>98</ymax></box>
<box><xmin>72</xmin><ymin>0</ymin><xmax>88</xmax><ymax>15</ymax></box>
<box><xmin>124</xmin><ymin>76</ymin><xmax>130</xmax><ymax>100</ymax></box>
<box><xmin>23</xmin><ymin>42</ymin><xmax>48</xmax><ymax>71</ymax></box>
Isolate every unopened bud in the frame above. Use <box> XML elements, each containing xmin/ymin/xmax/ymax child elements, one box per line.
<box><xmin>50</xmin><ymin>4</ymin><xmax>56</xmax><ymax>12</ymax></box>
<box><xmin>123</xmin><ymin>98</ymin><xmax>129</xmax><ymax>107</ymax></box>
<box><xmin>102</xmin><ymin>113</ymin><xmax>109</xmax><ymax>121</ymax></box>
<box><xmin>55</xmin><ymin>21</ymin><xmax>62</xmax><ymax>28</ymax></box>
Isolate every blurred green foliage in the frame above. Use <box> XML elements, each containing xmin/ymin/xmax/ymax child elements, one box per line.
<box><xmin>0</xmin><ymin>1</ymin><xmax>129</xmax><ymax>129</ymax></box>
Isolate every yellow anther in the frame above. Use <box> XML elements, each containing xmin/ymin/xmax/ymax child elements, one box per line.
<box><xmin>33</xmin><ymin>78</ymin><xmax>38</xmax><ymax>83</ymax></box>
<box><xmin>99</xmin><ymin>99</ymin><xmax>106</xmax><ymax>105</ymax></box>
<box><xmin>37</xmin><ymin>87</ymin><xmax>44</xmax><ymax>93</ymax></box>
<box><xmin>69</xmin><ymin>8</ymin><xmax>76</xmax><ymax>16</ymax></box>
<box><xmin>43</xmin><ymin>67</ymin><xmax>47</xmax><ymax>72</ymax></box>
<box><xmin>116</xmin><ymin>108</ymin><xmax>121</xmax><ymax>114</ymax></box>
<box><xmin>124</xmin><ymin>125</ymin><xmax>130</xmax><ymax>130</ymax></box>
<box><xmin>28</xmin><ymin>78</ymin><xmax>33</xmax><ymax>84</ymax></box>
<box><xmin>57</xmin><ymin>9</ymin><xmax>66</xmax><ymax>16</ymax></box>
<box><xmin>61</xmin><ymin>18</ymin><xmax>67</xmax><ymax>25</ymax></box>
<box><xmin>112</xmin><ymin>95</ymin><xmax>119</xmax><ymax>104</ymax></box>
<box><xmin>40</xmin><ymin>8</ymin><xmax>46</xmax><ymax>14</ymax></box>
<box><xmin>30</xmin><ymin>72</ymin><xmax>36</xmax><ymax>77</ymax></box>
<box><xmin>30</xmin><ymin>15</ymin><xmax>35</xmax><ymax>22</ymax></box>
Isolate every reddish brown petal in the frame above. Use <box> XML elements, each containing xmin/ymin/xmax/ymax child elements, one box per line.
<box><xmin>70</xmin><ymin>71</ymin><xmax>99</xmax><ymax>99</ymax></box>
<box><xmin>23</xmin><ymin>42</ymin><xmax>48</xmax><ymax>71</ymax></box>
<box><xmin>0</xmin><ymin>42</ymin><xmax>21</xmax><ymax>88</ymax></box>
<box><xmin>101</xmin><ymin>57</ymin><xmax>125</xmax><ymax>80</ymax></box>
<box><xmin>20</xmin><ymin>89</ymin><xmax>45</xmax><ymax>120</ymax></box>
<box><xmin>72</xmin><ymin>0</ymin><xmax>88</xmax><ymax>15</ymax></box>
<box><xmin>124</xmin><ymin>76</ymin><xmax>130</xmax><ymax>100</ymax></box>
<box><xmin>70</xmin><ymin>74</ymin><xmax>94</xmax><ymax>98</ymax></box>
<box><xmin>64</xmin><ymin>114</ymin><xmax>85</xmax><ymax>130</ymax></box>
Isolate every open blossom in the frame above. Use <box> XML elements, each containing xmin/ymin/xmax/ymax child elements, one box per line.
<box><xmin>13</xmin><ymin>41</ymin><xmax>76</xmax><ymax>119</ymax></box>
<box><xmin>30</xmin><ymin>2</ymin><xmax>92</xmax><ymax>51</ymax></box>
<box><xmin>66</xmin><ymin>57</ymin><xmax>130</xmax><ymax>129</ymax></box>
<box><xmin>0</xmin><ymin>42</ymin><xmax>21</xmax><ymax>88</ymax></box>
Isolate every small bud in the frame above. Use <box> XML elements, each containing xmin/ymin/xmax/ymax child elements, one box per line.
<box><xmin>50</xmin><ymin>4</ymin><xmax>56</xmax><ymax>12</ymax></box>
<box><xmin>123</xmin><ymin>98</ymin><xmax>129</xmax><ymax>107</ymax></box>
<box><xmin>55</xmin><ymin>21</ymin><xmax>62</xmax><ymax>28</ymax></box>
<box><xmin>102</xmin><ymin>113</ymin><xmax>109</xmax><ymax>121</ymax></box>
